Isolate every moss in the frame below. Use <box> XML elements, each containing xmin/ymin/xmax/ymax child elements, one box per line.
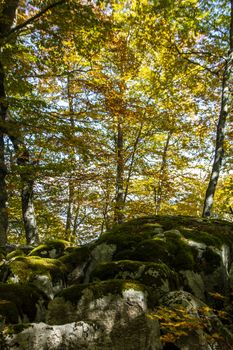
<box><xmin>111</xmin><ymin>215</ymin><xmax>233</xmax><ymax>243</ymax></box>
<box><xmin>180</xmin><ymin>228</ymin><xmax>222</xmax><ymax>247</ymax></box>
<box><xmin>46</xmin><ymin>297</ymin><xmax>75</xmax><ymax>325</ymax></box>
<box><xmin>6</xmin><ymin>250</ymin><xmax>25</xmax><ymax>260</ymax></box>
<box><xmin>114</xmin><ymin>234</ymin><xmax>195</xmax><ymax>272</ymax></box>
<box><xmin>130</xmin><ymin>238</ymin><xmax>170</xmax><ymax>264</ymax></box>
<box><xmin>90</xmin><ymin>260</ymin><xmax>178</xmax><ymax>292</ymax></box>
<box><xmin>0</xmin><ymin>283</ymin><xmax>48</xmax><ymax>323</ymax></box>
<box><xmin>200</xmin><ymin>248</ymin><xmax>222</xmax><ymax>274</ymax></box>
<box><xmin>114</xmin><ymin>248</ymin><xmax>135</xmax><ymax>261</ymax></box>
<box><xmin>97</xmin><ymin>216</ymin><xmax>233</xmax><ymax>266</ymax></box>
<box><xmin>9</xmin><ymin>256</ymin><xmax>67</xmax><ymax>283</ymax></box>
<box><xmin>0</xmin><ymin>300</ymin><xmax>19</xmax><ymax>323</ymax></box>
<box><xmin>166</xmin><ymin>236</ymin><xmax>195</xmax><ymax>271</ymax></box>
<box><xmin>6</xmin><ymin>323</ymin><xmax>32</xmax><ymax>334</ymax></box>
<box><xmin>99</xmin><ymin>231</ymin><xmax>153</xmax><ymax>257</ymax></box>
<box><xmin>59</xmin><ymin>246</ymin><xmax>91</xmax><ymax>272</ymax></box>
<box><xmin>0</xmin><ymin>247</ymin><xmax>6</xmax><ymax>262</ymax></box>
<box><xmin>28</xmin><ymin>239</ymin><xmax>70</xmax><ymax>258</ymax></box>
<box><xmin>57</xmin><ymin>279</ymin><xmax>146</xmax><ymax>304</ymax></box>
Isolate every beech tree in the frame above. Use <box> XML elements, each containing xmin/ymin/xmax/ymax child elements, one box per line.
<box><xmin>202</xmin><ymin>0</ymin><xmax>233</xmax><ymax>217</ymax></box>
<box><xmin>0</xmin><ymin>0</ymin><xmax>232</xmax><ymax>246</ymax></box>
<box><xmin>0</xmin><ymin>1</ymin><xmax>69</xmax><ymax>245</ymax></box>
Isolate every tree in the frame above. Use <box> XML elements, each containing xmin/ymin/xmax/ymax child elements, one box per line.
<box><xmin>0</xmin><ymin>1</ymin><xmax>72</xmax><ymax>245</ymax></box>
<box><xmin>202</xmin><ymin>0</ymin><xmax>233</xmax><ymax>217</ymax></box>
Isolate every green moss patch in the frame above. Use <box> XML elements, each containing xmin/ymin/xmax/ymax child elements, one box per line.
<box><xmin>99</xmin><ymin>232</ymin><xmax>153</xmax><ymax>257</ymax></box>
<box><xmin>9</xmin><ymin>256</ymin><xmax>67</xmax><ymax>283</ymax></box>
<box><xmin>6</xmin><ymin>250</ymin><xmax>25</xmax><ymax>260</ymax></box>
<box><xmin>166</xmin><ymin>236</ymin><xmax>195</xmax><ymax>271</ymax></box>
<box><xmin>28</xmin><ymin>239</ymin><xmax>70</xmax><ymax>258</ymax></box>
<box><xmin>97</xmin><ymin>216</ymin><xmax>233</xmax><ymax>269</ymax></box>
<box><xmin>90</xmin><ymin>260</ymin><xmax>178</xmax><ymax>290</ymax></box>
<box><xmin>6</xmin><ymin>323</ymin><xmax>32</xmax><ymax>334</ymax></box>
<box><xmin>199</xmin><ymin>248</ymin><xmax>222</xmax><ymax>274</ymax></box>
<box><xmin>129</xmin><ymin>238</ymin><xmax>170</xmax><ymax>263</ymax></box>
<box><xmin>59</xmin><ymin>246</ymin><xmax>91</xmax><ymax>272</ymax></box>
<box><xmin>180</xmin><ymin>229</ymin><xmax>222</xmax><ymax>247</ymax></box>
<box><xmin>0</xmin><ymin>299</ymin><xmax>19</xmax><ymax>323</ymax></box>
<box><xmin>0</xmin><ymin>283</ymin><xmax>48</xmax><ymax>323</ymax></box>
<box><xmin>57</xmin><ymin>279</ymin><xmax>146</xmax><ymax>304</ymax></box>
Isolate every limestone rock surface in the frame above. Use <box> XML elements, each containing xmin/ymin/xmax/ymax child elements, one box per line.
<box><xmin>1</xmin><ymin>215</ymin><xmax>233</xmax><ymax>350</ymax></box>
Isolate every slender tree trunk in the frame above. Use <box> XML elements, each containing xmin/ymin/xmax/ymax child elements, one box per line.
<box><xmin>202</xmin><ymin>0</ymin><xmax>233</xmax><ymax>217</ymax></box>
<box><xmin>9</xmin><ymin>136</ymin><xmax>39</xmax><ymax>244</ymax></box>
<box><xmin>123</xmin><ymin>122</ymin><xmax>143</xmax><ymax>203</ymax></box>
<box><xmin>65</xmin><ymin>73</ymin><xmax>75</xmax><ymax>240</ymax></box>
<box><xmin>21</xmin><ymin>177</ymin><xmax>38</xmax><ymax>245</ymax></box>
<box><xmin>154</xmin><ymin>131</ymin><xmax>172</xmax><ymax>214</ymax></box>
<box><xmin>114</xmin><ymin>116</ymin><xmax>124</xmax><ymax>224</ymax></box>
<box><xmin>0</xmin><ymin>128</ymin><xmax>8</xmax><ymax>246</ymax></box>
<box><xmin>65</xmin><ymin>179</ymin><xmax>74</xmax><ymax>240</ymax></box>
<box><xmin>0</xmin><ymin>64</ymin><xmax>8</xmax><ymax>246</ymax></box>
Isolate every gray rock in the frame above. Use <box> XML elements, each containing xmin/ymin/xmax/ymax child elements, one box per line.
<box><xmin>8</xmin><ymin>303</ymin><xmax>161</xmax><ymax>350</ymax></box>
<box><xmin>84</xmin><ymin>244</ymin><xmax>116</xmax><ymax>283</ymax></box>
<box><xmin>180</xmin><ymin>270</ymin><xmax>206</xmax><ymax>301</ymax></box>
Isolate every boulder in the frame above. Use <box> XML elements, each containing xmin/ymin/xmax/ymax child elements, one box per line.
<box><xmin>2</xmin><ymin>215</ymin><xmax>233</xmax><ymax>349</ymax></box>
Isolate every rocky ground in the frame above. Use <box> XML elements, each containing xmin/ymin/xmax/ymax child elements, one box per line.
<box><xmin>1</xmin><ymin>215</ymin><xmax>233</xmax><ymax>349</ymax></box>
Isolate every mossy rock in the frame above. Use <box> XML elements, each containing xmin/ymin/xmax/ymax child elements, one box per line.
<box><xmin>9</xmin><ymin>256</ymin><xmax>67</xmax><ymax>283</ymax></box>
<box><xmin>129</xmin><ymin>238</ymin><xmax>170</xmax><ymax>264</ymax></box>
<box><xmin>90</xmin><ymin>260</ymin><xmax>178</xmax><ymax>292</ymax></box>
<box><xmin>98</xmin><ymin>216</ymin><xmax>233</xmax><ymax>271</ymax></box>
<box><xmin>99</xmin><ymin>232</ymin><xmax>152</xmax><ymax>257</ymax></box>
<box><xmin>0</xmin><ymin>283</ymin><xmax>48</xmax><ymax>323</ymax></box>
<box><xmin>101</xmin><ymin>216</ymin><xmax>233</xmax><ymax>250</ymax></box>
<box><xmin>199</xmin><ymin>248</ymin><xmax>222</xmax><ymax>274</ymax></box>
<box><xmin>0</xmin><ymin>247</ymin><xmax>6</xmax><ymax>262</ymax></box>
<box><xmin>0</xmin><ymin>299</ymin><xmax>19</xmax><ymax>323</ymax></box>
<box><xmin>59</xmin><ymin>246</ymin><xmax>91</xmax><ymax>272</ymax></box>
<box><xmin>180</xmin><ymin>228</ymin><xmax>222</xmax><ymax>248</ymax></box>
<box><xmin>6</xmin><ymin>323</ymin><xmax>32</xmax><ymax>335</ymax></box>
<box><xmin>56</xmin><ymin>279</ymin><xmax>147</xmax><ymax>304</ymax></box>
<box><xmin>98</xmin><ymin>219</ymin><xmax>161</xmax><ymax>255</ymax></box>
<box><xmin>6</xmin><ymin>250</ymin><xmax>25</xmax><ymax>260</ymax></box>
<box><xmin>28</xmin><ymin>239</ymin><xmax>70</xmax><ymax>258</ymax></box>
<box><xmin>165</xmin><ymin>236</ymin><xmax>195</xmax><ymax>271</ymax></box>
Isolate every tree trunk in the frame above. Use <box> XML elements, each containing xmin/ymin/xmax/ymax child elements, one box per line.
<box><xmin>0</xmin><ymin>130</ymin><xmax>8</xmax><ymax>246</ymax></box>
<box><xmin>21</xmin><ymin>177</ymin><xmax>38</xmax><ymax>245</ymax></box>
<box><xmin>9</xmin><ymin>136</ymin><xmax>39</xmax><ymax>245</ymax></box>
<box><xmin>154</xmin><ymin>131</ymin><xmax>172</xmax><ymax>215</ymax></box>
<box><xmin>65</xmin><ymin>179</ymin><xmax>74</xmax><ymax>241</ymax></box>
<box><xmin>123</xmin><ymin>122</ymin><xmax>143</xmax><ymax>204</ymax></box>
<box><xmin>202</xmin><ymin>0</ymin><xmax>233</xmax><ymax>217</ymax></box>
<box><xmin>114</xmin><ymin>117</ymin><xmax>124</xmax><ymax>224</ymax></box>
<box><xmin>0</xmin><ymin>63</ymin><xmax>8</xmax><ymax>246</ymax></box>
<box><xmin>65</xmin><ymin>73</ymin><xmax>75</xmax><ymax>241</ymax></box>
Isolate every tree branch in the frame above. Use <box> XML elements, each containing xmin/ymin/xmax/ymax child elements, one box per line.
<box><xmin>173</xmin><ymin>42</ymin><xmax>220</xmax><ymax>76</ymax></box>
<box><xmin>6</xmin><ymin>0</ymin><xmax>67</xmax><ymax>38</ymax></box>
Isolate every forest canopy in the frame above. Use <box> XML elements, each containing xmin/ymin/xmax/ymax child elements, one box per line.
<box><xmin>0</xmin><ymin>0</ymin><xmax>232</xmax><ymax>246</ymax></box>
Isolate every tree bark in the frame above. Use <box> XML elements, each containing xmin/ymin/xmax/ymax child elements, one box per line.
<box><xmin>114</xmin><ymin>117</ymin><xmax>124</xmax><ymax>224</ymax></box>
<box><xmin>9</xmin><ymin>135</ymin><xmax>39</xmax><ymax>245</ymax></box>
<box><xmin>154</xmin><ymin>131</ymin><xmax>172</xmax><ymax>215</ymax></box>
<box><xmin>65</xmin><ymin>73</ymin><xmax>75</xmax><ymax>241</ymax></box>
<box><xmin>65</xmin><ymin>179</ymin><xmax>74</xmax><ymax>241</ymax></box>
<box><xmin>202</xmin><ymin>0</ymin><xmax>233</xmax><ymax>217</ymax></box>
